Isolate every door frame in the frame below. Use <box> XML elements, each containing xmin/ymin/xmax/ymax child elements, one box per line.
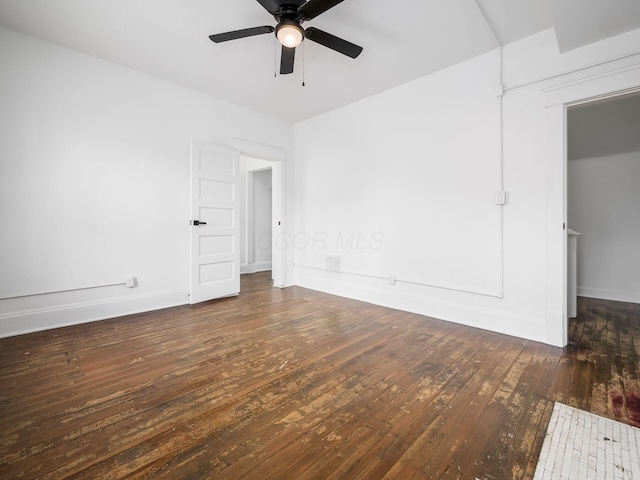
<box><xmin>544</xmin><ymin>64</ymin><xmax>640</xmax><ymax>347</ymax></box>
<box><xmin>231</xmin><ymin>138</ymin><xmax>289</xmax><ymax>288</ymax></box>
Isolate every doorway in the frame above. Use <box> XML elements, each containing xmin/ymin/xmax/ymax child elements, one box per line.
<box><xmin>241</xmin><ymin>158</ymin><xmax>273</xmax><ymax>277</ymax></box>
<box><xmin>231</xmin><ymin>139</ymin><xmax>288</xmax><ymax>290</ymax></box>
<box><xmin>565</xmin><ymin>92</ymin><xmax>640</xmax><ymax>347</ymax></box>
<box><xmin>566</xmin><ymin>93</ymin><xmax>640</xmax><ymax>306</ymax></box>
<box><xmin>545</xmin><ymin>67</ymin><xmax>640</xmax><ymax>347</ymax></box>
<box><xmin>547</xmin><ymin>88</ymin><xmax>640</xmax><ymax>346</ymax></box>
<box><xmin>237</xmin><ymin>152</ymin><xmax>285</xmax><ymax>290</ymax></box>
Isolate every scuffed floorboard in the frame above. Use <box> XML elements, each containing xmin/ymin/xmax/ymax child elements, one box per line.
<box><xmin>0</xmin><ymin>274</ymin><xmax>639</xmax><ymax>479</ymax></box>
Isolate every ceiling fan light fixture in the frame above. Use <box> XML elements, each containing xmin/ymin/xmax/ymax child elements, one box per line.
<box><xmin>276</xmin><ymin>21</ymin><xmax>304</xmax><ymax>48</ymax></box>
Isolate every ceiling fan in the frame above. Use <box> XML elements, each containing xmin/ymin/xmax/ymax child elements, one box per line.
<box><xmin>209</xmin><ymin>0</ymin><xmax>363</xmax><ymax>75</ymax></box>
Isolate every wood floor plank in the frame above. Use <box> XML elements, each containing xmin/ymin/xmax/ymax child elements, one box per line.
<box><xmin>70</xmin><ymin>328</ymin><xmax>405</xmax><ymax>479</ymax></box>
<box><xmin>275</xmin><ymin>327</ymin><xmax>489</xmax><ymax>480</ymax></box>
<box><xmin>438</xmin><ymin>341</ymin><xmax>559</xmax><ymax>480</ymax></box>
<box><xmin>6</xmin><ymin>314</ymin><xmax>387</xmax><ymax>477</ymax></box>
<box><xmin>378</xmin><ymin>335</ymin><xmax>518</xmax><ymax>479</ymax></box>
<box><xmin>220</xmin><ymin>315</ymin><xmax>462</xmax><ymax>477</ymax></box>
<box><xmin>1</xmin><ymin>277</ymin><xmax>639</xmax><ymax>479</ymax></box>
<box><xmin>431</xmin><ymin>341</ymin><xmax>540</xmax><ymax>479</ymax></box>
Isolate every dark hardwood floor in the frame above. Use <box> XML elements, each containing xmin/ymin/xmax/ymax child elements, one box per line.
<box><xmin>1</xmin><ymin>272</ymin><xmax>638</xmax><ymax>479</ymax></box>
<box><xmin>566</xmin><ymin>296</ymin><xmax>640</xmax><ymax>426</ymax></box>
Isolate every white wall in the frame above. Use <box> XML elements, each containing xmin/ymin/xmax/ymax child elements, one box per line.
<box><xmin>294</xmin><ymin>27</ymin><xmax>640</xmax><ymax>346</ymax></box>
<box><xmin>568</xmin><ymin>152</ymin><xmax>640</xmax><ymax>303</ymax></box>
<box><xmin>296</xmin><ymin>51</ymin><xmax>503</xmax><ymax>295</ymax></box>
<box><xmin>0</xmin><ymin>26</ymin><xmax>293</xmax><ymax>337</ymax></box>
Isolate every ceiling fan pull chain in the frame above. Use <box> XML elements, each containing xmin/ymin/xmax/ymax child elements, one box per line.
<box><xmin>302</xmin><ymin>40</ymin><xmax>306</xmax><ymax>86</ymax></box>
<box><xmin>274</xmin><ymin>36</ymin><xmax>277</xmax><ymax>77</ymax></box>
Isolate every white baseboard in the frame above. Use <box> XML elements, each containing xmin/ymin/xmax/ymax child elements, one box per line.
<box><xmin>294</xmin><ymin>268</ymin><xmax>548</xmax><ymax>345</ymax></box>
<box><xmin>241</xmin><ymin>261</ymin><xmax>272</xmax><ymax>274</ymax></box>
<box><xmin>0</xmin><ymin>289</ymin><xmax>189</xmax><ymax>338</ymax></box>
<box><xmin>578</xmin><ymin>286</ymin><xmax>640</xmax><ymax>304</ymax></box>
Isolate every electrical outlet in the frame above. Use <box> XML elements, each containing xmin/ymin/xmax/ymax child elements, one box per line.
<box><xmin>125</xmin><ymin>276</ymin><xmax>136</xmax><ymax>288</ymax></box>
<box><xmin>389</xmin><ymin>274</ymin><xmax>396</xmax><ymax>285</ymax></box>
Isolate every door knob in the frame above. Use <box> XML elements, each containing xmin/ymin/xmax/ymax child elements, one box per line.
<box><xmin>191</xmin><ymin>220</ymin><xmax>207</xmax><ymax>226</ymax></box>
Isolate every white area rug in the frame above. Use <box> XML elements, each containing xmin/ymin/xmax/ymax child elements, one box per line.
<box><xmin>534</xmin><ymin>402</ymin><xmax>640</xmax><ymax>480</ymax></box>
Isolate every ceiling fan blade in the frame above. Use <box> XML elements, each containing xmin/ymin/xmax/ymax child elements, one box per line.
<box><xmin>255</xmin><ymin>0</ymin><xmax>280</xmax><ymax>14</ymax></box>
<box><xmin>280</xmin><ymin>46</ymin><xmax>295</xmax><ymax>74</ymax></box>
<box><xmin>209</xmin><ymin>26</ymin><xmax>274</xmax><ymax>43</ymax></box>
<box><xmin>298</xmin><ymin>0</ymin><xmax>345</xmax><ymax>20</ymax></box>
<box><xmin>305</xmin><ymin>27</ymin><xmax>363</xmax><ymax>58</ymax></box>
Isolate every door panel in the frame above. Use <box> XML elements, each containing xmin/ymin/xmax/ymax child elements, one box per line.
<box><xmin>199</xmin><ymin>235</ymin><xmax>234</xmax><ymax>256</ymax></box>
<box><xmin>190</xmin><ymin>141</ymin><xmax>240</xmax><ymax>304</ymax></box>
<box><xmin>199</xmin><ymin>207</ymin><xmax>234</xmax><ymax>227</ymax></box>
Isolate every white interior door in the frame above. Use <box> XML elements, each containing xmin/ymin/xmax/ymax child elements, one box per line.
<box><xmin>190</xmin><ymin>140</ymin><xmax>240</xmax><ymax>304</ymax></box>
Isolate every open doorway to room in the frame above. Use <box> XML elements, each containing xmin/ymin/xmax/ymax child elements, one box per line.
<box><xmin>241</xmin><ymin>158</ymin><xmax>273</xmax><ymax>276</ymax></box>
<box><xmin>565</xmin><ymin>92</ymin><xmax>640</xmax><ymax>347</ymax></box>
<box><xmin>239</xmin><ymin>156</ymin><xmax>279</xmax><ymax>290</ymax></box>
<box><xmin>544</xmin><ymin>60</ymin><xmax>639</xmax><ymax>348</ymax></box>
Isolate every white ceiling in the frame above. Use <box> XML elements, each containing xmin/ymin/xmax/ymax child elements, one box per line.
<box><xmin>0</xmin><ymin>0</ymin><xmax>639</xmax><ymax>123</ymax></box>
<box><xmin>568</xmin><ymin>92</ymin><xmax>640</xmax><ymax>160</ymax></box>
<box><xmin>554</xmin><ymin>0</ymin><xmax>640</xmax><ymax>52</ymax></box>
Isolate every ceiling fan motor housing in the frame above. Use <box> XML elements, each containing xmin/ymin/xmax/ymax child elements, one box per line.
<box><xmin>274</xmin><ymin>2</ymin><xmax>308</xmax><ymax>37</ymax></box>
<box><xmin>274</xmin><ymin>3</ymin><xmax>306</xmax><ymax>22</ymax></box>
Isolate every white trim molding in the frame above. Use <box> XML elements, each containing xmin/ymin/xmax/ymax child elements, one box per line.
<box><xmin>578</xmin><ymin>287</ymin><xmax>640</xmax><ymax>305</ymax></box>
<box><xmin>241</xmin><ymin>261</ymin><xmax>273</xmax><ymax>274</ymax></box>
<box><xmin>295</xmin><ymin>269</ymin><xmax>546</xmax><ymax>344</ymax></box>
<box><xmin>544</xmin><ymin>63</ymin><xmax>640</xmax><ymax>107</ymax></box>
<box><xmin>544</xmin><ymin>60</ymin><xmax>640</xmax><ymax>347</ymax></box>
<box><xmin>0</xmin><ymin>289</ymin><xmax>189</xmax><ymax>338</ymax></box>
<box><xmin>230</xmin><ymin>138</ymin><xmax>288</xmax><ymax>162</ymax></box>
